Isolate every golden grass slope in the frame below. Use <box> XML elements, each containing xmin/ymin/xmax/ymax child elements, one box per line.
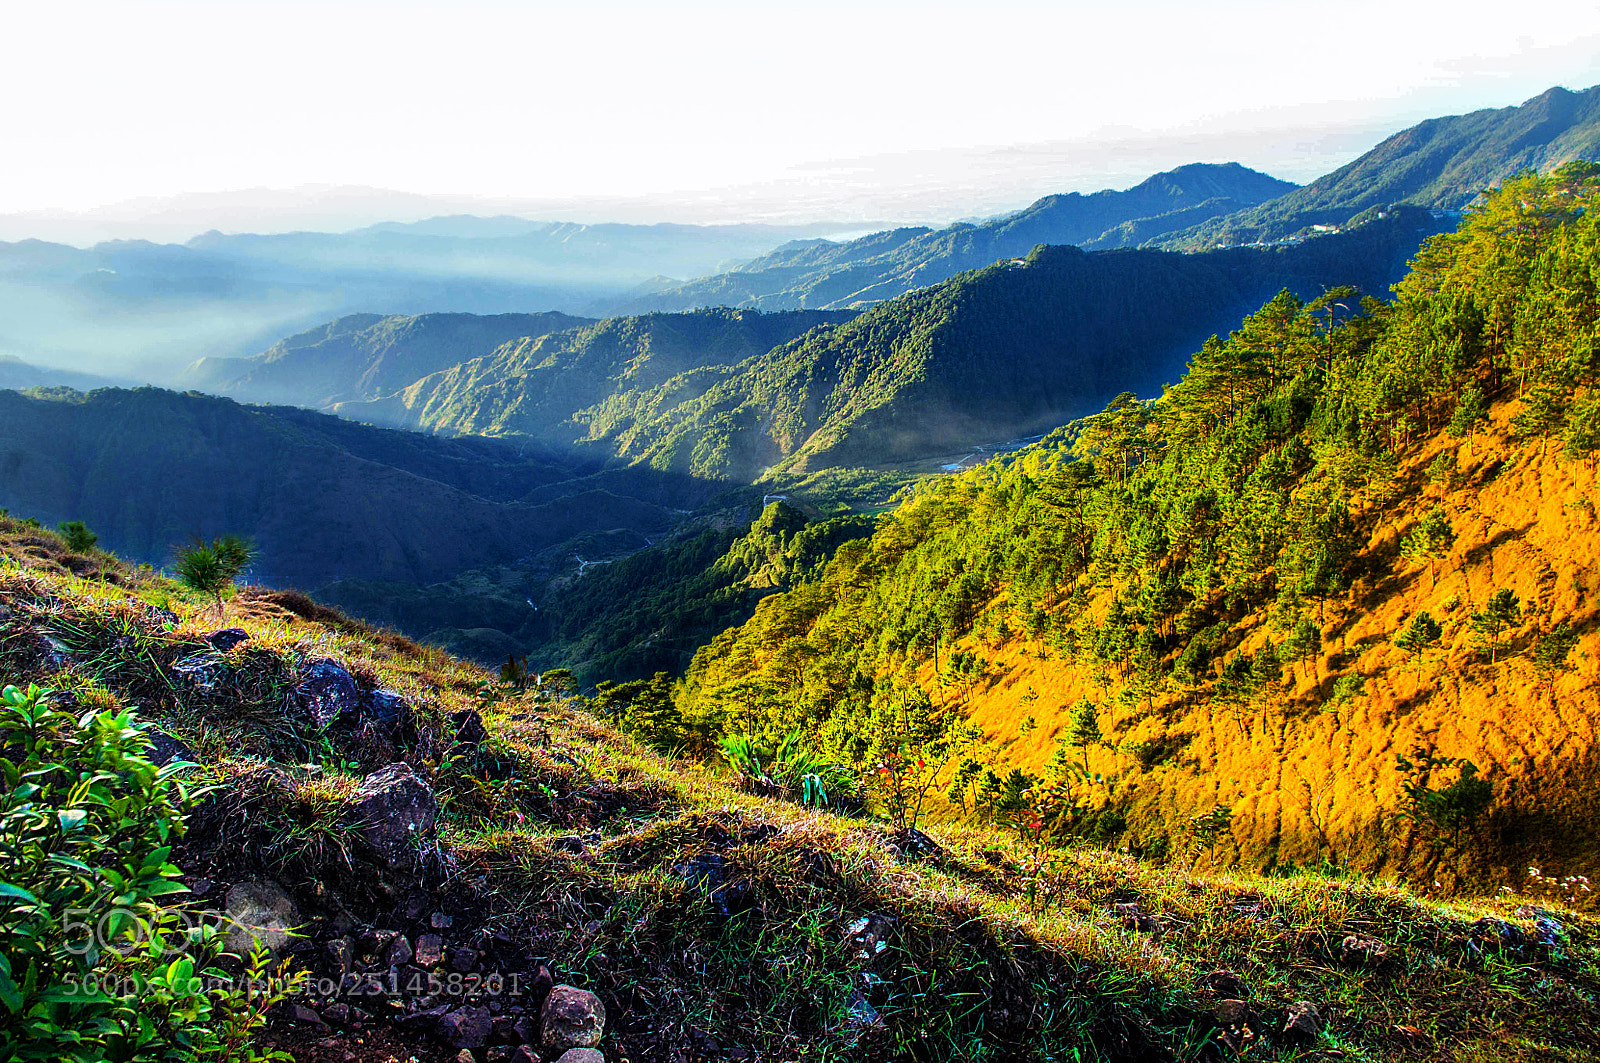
<box><xmin>958</xmin><ymin>395</ymin><xmax>1600</xmax><ymax>888</ymax></box>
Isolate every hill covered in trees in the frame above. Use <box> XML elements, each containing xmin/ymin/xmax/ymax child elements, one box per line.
<box><xmin>2</xmin><ymin>503</ymin><xmax>1596</xmax><ymax>1062</ymax></box>
<box><xmin>662</xmin><ymin>166</ymin><xmax>1600</xmax><ymax>891</ymax></box>
<box><xmin>1162</xmin><ymin>85</ymin><xmax>1600</xmax><ymax>249</ymax></box>
<box><xmin>179</xmin><ymin>310</ymin><xmax>594</xmax><ymax>408</ymax></box>
<box><xmin>576</xmin><ymin>207</ymin><xmax>1445</xmax><ymax>482</ymax></box>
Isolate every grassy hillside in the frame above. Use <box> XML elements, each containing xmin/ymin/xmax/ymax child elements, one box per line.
<box><xmin>609</xmin><ymin>163</ymin><xmax>1296</xmax><ymax>314</ymax></box>
<box><xmin>2</xmin><ymin>515</ymin><xmax>1597</xmax><ymax>1062</ymax></box>
<box><xmin>1163</xmin><ymin>84</ymin><xmax>1600</xmax><ymax>249</ymax></box>
<box><xmin>673</xmin><ymin>165</ymin><xmax>1600</xmax><ymax>894</ymax></box>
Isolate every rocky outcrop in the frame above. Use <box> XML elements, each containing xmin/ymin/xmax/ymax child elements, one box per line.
<box><xmin>343</xmin><ymin>762</ymin><xmax>437</xmax><ymax>872</ymax></box>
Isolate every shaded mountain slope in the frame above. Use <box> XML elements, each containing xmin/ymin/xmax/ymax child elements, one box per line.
<box><xmin>1163</xmin><ymin>84</ymin><xmax>1600</xmax><ymax>248</ymax></box>
<box><xmin>0</xmin><ymin>386</ymin><xmax>682</xmax><ymax>587</ymax></box>
<box><xmin>607</xmin><ymin>163</ymin><xmax>1296</xmax><ymax>313</ymax></box>
<box><xmin>181</xmin><ymin>310</ymin><xmax>594</xmax><ymax>407</ymax></box>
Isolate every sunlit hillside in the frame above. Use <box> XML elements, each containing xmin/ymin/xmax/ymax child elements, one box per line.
<box><xmin>676</xmin><ymin>165</ymin><xmax>1600</xmax><ymax>892</ymax></box>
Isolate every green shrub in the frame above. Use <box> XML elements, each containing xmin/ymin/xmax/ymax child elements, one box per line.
<box><xmin>0</xmin><ymin>683</ymin><xmax>289</xmax><ymax>1061</ymax></box>
<box><xmin>56</xmin><ymin>522</ymin><xmax>98</xmax><ymax>553</ymax></box>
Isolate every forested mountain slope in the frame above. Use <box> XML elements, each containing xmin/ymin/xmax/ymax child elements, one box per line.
<box><xmin>0</xmin><ymin>386</ymin><xmax>682</xmax><ymax>587</ymax></box>
<box><xmin>335</xmin><ymin>307</ymin><xmax>854</xmax><ymax>445</ymax></box>
<box><xmin>607</xmin><ymin>163</ymin><xmax>1296</xmax><ymax>313</ymax></box>
<box><xmin>672</xmin><ymin>166</ymin><xmax>1600</xmax><ymax>889</ymax></box>
<box><xmin>1163</xmin><ymin>84</ymin><xmax>1600</xmax><ymax>249</ymax></box>
<box><xmin>180</xmin><ymin>310</ymin><xmax>594</xmax><ymax>408</ymax></box>
<box><xmin>582</xmin><ymin>208</ymin><xmax>1445</xmax><ymax>482</ymax></box>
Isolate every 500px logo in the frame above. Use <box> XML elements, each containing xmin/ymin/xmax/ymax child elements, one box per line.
<box><xmin>62</xmin><ymin>908</ymin><xmax>281</xmax><ymax>958</ymax></box>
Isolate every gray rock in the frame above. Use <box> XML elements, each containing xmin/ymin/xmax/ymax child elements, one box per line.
<box><xmin>414</xmin><ymin>933</ymin><xmax>445</xmax><ymax>967</ymax></box>
<box><xmin>842</xmin><ymin>989</ymin><xmax>882</xmax><ymax>1027</ymax></box>
<box><xmin>452</xmin><ymin>708</ymin><xmax>489</xmax><ymax>746</ymax></box>
<box><xmin>287</xmin><ymin>1003</ymin><xmax>329</xmax><ymax>1030</ymax></box>
<box><xmin>437</xmin><ymin>1006</ymin><xmax>492</xmax><ymax>1050</ymax></box>
<box><xmin>1283</xmin><ymin>1001</ymin><xmax>1322</xmax><ymax>1040</ymax></box>
<box><xmin>172</xmin><ymin>652</ymin><xmax>229</xmax><ymax>694</ymax></box>
<box><xmin>364</xmin><ymin>688</ymin><xmax>411</xmax><ymax>735</ymax></box>
<box><xmin>1469</xmin><ymin>917</ymin><xmax>1525</xmax><ymax>949</ymax></box>
<box><xmin>556</xmin><ymin>1050</ymin><xmax>605</xmax><ymax>1063</ymax></box>
<box><xmin>1535</xmin><ymin>916</ymin><xmax>1566</xmax><ymax>949</ymax></box>
<box><xmin>1213</xmin><ymin>999</ymin><xmax>1251</xmax><ymax>1025</ymax></box>
<box><xmin>541</xmin><ymin>985</ymin><xmax>606</xmax><ymax>1050</ymax></box>
<box><xmin>1339</xmin><ymin>933</ymin><xmax>1392</xmax><ymax>967</ymax></box>
<box><xmin>297</xmin><ymin>658</ymin><xmax>360</xmax><ymax>727</ymax></box>
<box><xmin>384</xmin><ymin>934</ymin><xmax>414</xmax><ymax>967</ymax></box>
<box><xmin>450</xmin><ymin>947</ymin><xmax>479</xmax><ymax>973</ymax></box>
<box><xmin>205</xmin><ymin>628</ymin><xmax>249</xmax><ymax>652</ymax></box>
<box><xmin>327</xmin><ymin>936</ymin><xmax>354</xmax><ymax>976</ymax></box>
<box><xmin>144</xmin><ymin>728</ymin><xmax>196</xmax><ymax>768</ymax></box>
<box><xmin>223</xmin><ymin>880</ymin><xmax>299</xmax><ymax>956</ymax></box>
<box><xmin>344</xmin><ymin>762</ymin><xmax>438</xmax><ymax>872</ymax></box>
<box><xmin>1198</xmin><ymin>970</ymin><xmax>1251</xmax><ymax>999</ymax></box>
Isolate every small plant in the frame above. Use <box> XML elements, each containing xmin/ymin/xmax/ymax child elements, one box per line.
<box><xmin>57</xmin><ymin>520</ymin><xmax>98</xmax><ymax>552</ymax></box>
<box><xmin>1064</xmin><ymin>698</ymin><xmax>1101</xmax><ymax>772</ymax></box>
<box><xmin>1523</xmin><ymin>866</ymin><xmax>1594</xmax><ymax>911</ymax></box>
<box><xmin>721</xmin><ymin>731</ymin><xmax>856</xmax><ymax>811</ymax></box>
<box><xmin>1426</xmin><ymin>449</ymin><xmax>1459</xmax><ymax>488</ymax></box>
<box><xmin>1180</xmin><ymin>804</ymin><xmax>1235</xmax><ymax>866</ymax></box>
<box><xmin>174</xmin><ymin>535</ymin><xmax>256</xmax><ymax>617</ymax></box>
<box><xmin>0</xmin><ymin>682</ymin><xmax>291</xmax><ymax>1060</ymax></box>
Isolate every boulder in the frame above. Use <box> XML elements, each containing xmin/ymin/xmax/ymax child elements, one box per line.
<box><xmin>205</xmin><ymin>628</ymin><xmax>249</xmax><ymax>652</ymax></box>
<box><xmin>556</xmin><ymin>1051</ymin><xmax>605</xmax><ymax>1063</ymax></box>
<box><xmin>541</xmin><ymin>985</ymin><xmax>606</xmax><ymax>1050</ymax></box>
<box><xmin>344</xmin><ymin>762</ymin><xmax>438</xmax><ymax>872</ymax></box>
<box><xmin>224</xmin><ymin>880</ymin><xmax>299</xmax><ymax>956</ymax></box>
<box><xmin>1283</xmin><ymin>1001</ymin><xmax>1322</xmax><ymax>1040</ymax></box>
<box><xmin>1212</xmin><ymin>999</ymin><xmax>1251</xmax><ymax>1025</ymax></box>
<box><xmin>1469</xmin><ymin>917</ymin><xmax>1525</xmax><ymax>949</ymax></box>
<box><xmin>364</xmin><ymin>688</ymin><xmax>411</xmax><ymax>735</ymax></box>
<box><xmin>437</xmin><ymin>1005</ymin><xmax>492</xmax><ymax>1050</ymax></box>
<box><xmin>172</xmin><ymin>652</ymin><xmax>229</xmax><ymax>694</ymax></box>
<box><xmin>297</xmin><ymin>658</ymin><xmax>360</xmax><ymax>727</ymax></box>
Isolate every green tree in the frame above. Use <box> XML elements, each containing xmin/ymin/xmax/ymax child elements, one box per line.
<box><xmin>1470</xmin><ymin>588</ymin><xmax>1521</xmax><ymax>663</ymax></box>
<box><xmin>174</xmin><ymin>535</ymin><xmax>256</xmax><ymax>617</ymax></box>
<box><xmin>1065</xmin><ymin>698</ymin><xmax>1101</xmax><ymax>772</ymax></box>
<box><xmin>1446</xmin><ymin>385</ymin><xmax>1488</xmax><ymax>458</ymax></box>
<box><xmin>56</xmin><ymin>521</ymin><xmax>97</xmax><ymax>553</ymax></box>
<box><xmin>1394</xmin><ymin>611</ymin><xmax>1443</xmax><ymax>668</ymax></box>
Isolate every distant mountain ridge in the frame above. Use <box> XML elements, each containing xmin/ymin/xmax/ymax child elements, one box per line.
<box><xmin>1161</xmin><ymin>85</ymin><xmax>1600</xmax><ymax>248</ymax></box>
<box><xmin>605</xmin><ymin>162</ymin><xmax>1297</xmax><ymax>313</ymax></box>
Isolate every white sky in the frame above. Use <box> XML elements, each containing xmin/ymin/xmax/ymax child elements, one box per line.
<box><xmin>5</xmin><ymin>0</ymin><xmax>1600</xmax><ymax>217</ymax></box>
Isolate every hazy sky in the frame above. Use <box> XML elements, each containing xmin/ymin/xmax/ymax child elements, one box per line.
<box><xmin>5</xmin><ymin>0</ymin><xmax>1600</xmax><ymax>221</ymax></box>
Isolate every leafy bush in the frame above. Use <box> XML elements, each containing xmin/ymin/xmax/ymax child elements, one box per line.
<box><xmin>0</xmin><ymin>683</ymin><xmax>288</xmax><ymax>1061</ymax></box>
